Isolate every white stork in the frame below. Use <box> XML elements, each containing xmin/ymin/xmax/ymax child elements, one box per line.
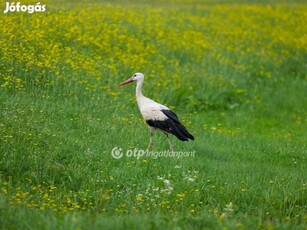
<box><xmin>119</xmin><ymin>73</ymin><xmax>194</xmax><ymax>152</ymax></box>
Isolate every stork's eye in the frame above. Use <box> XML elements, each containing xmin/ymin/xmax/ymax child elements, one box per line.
<box><xmin>133</xmin><ymin>74</ymin><xmax>137</xmax><ymax>77</ymax></box>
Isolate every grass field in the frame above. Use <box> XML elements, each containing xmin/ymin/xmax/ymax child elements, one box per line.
<box><xmin>0</xmin><ymin>0</ymin><xmax>306</xmax><ymax>229</ymax></box>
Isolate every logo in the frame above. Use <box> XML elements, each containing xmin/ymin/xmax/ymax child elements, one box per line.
<box><xmin>111</xmin><ymin>147</ymin><xmax>124</xmax><ymax>159</ymax></box>
<box><xmin>111</xmin><ymin>147</ymin><xmax>195</xmax><ymax>160</ymax></box>
<box><xmin>4</xmin><ymin>2</ymin><xmax>46</xmax><ymax>14</ymax></box>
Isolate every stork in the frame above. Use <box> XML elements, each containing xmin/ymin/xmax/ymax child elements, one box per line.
<box><xmin>119</xmin><ymin>73</ymin><xmax>194</xmax><ymax>152</ymax></box>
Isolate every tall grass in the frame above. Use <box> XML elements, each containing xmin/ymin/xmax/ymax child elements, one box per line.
<box><xmin>0</xmin><ymin>0</ymin><xmax>306</xmax><ymax>229</ymax></box>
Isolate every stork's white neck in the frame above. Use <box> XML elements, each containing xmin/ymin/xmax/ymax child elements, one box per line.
<box><xmin>136</xmin><ymin>79</ymin><xmax>144</xmax><ymax>99</ymax></box>
<box><xmin>136</xmin><ymin>78</ymin><xmax>147</xmax><ymax>110</ymax></box>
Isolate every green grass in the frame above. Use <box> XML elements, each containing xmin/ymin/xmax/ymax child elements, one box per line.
<box><xmin>0</xmin><ymin>0</ymin><xmax>306</xmax><ymax>229</ymax></box>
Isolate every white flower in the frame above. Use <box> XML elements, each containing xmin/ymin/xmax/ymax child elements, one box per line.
<box><xmin>183</xmin><ymin>170</ymin><xmax>198</xmax><ymax>182</ymax></box>
<box><xmin>222</xmin><ymin>202</ymin><xmax>234</xmax><ymax>217</ymax></box>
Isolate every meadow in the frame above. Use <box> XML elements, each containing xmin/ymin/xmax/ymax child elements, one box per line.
<box><xmin>0</xmin><ymin>0</ymin><xmax>306</xmax><ymax>229</ymax></box>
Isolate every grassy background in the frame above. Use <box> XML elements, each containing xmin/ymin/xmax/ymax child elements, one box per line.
<box><xmin>0</xmin><ymin>0</ymin><xmax>306</xmax><ymax>229</ymax></box>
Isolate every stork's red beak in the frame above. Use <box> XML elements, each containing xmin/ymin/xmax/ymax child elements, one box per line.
<box><xmin>118</xmin><ymin>78</ymin><xmax>134</xmax><ymax>87</ymax></box>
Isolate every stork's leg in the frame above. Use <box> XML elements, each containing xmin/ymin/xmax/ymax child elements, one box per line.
<box><xmin>146</xmin><ymin>127</ymin><xmax>154</xmax><ymax>152</ymax></box>
<box><xmin>164</xmin><ymin>132</ymin><xmax>174</xmax><ymax>155</ymax></box>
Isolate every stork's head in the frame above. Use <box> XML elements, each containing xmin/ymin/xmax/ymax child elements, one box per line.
<box><xmin>118</xmin><ymin>73</ymin><xmax>144</xmax><ymax>87</ymax></box>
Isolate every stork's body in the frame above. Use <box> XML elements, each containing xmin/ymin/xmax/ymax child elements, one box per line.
<box><xmin>119</xmin><ymin>73</ymin><xmax>194</xmax><ymax>152</ymax></box>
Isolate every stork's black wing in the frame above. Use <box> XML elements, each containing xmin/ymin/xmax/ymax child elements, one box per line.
<box><xmin>146</xmin><ymin>109</ymin><xmax>194</xmax><ymax>141</ymax></box>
